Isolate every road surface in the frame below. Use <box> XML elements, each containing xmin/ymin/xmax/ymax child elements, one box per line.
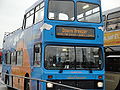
<box><xmin>0</xmin><ymin>79</ymin><xmax>7</xmax><ymax>90</ymax></box>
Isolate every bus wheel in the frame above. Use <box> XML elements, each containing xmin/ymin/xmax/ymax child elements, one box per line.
<box><xmin>24</xmin><ymin>73</ymin><xmax>30</xmax><ymax>90</ymax></box>
<box><xmin>115</xmin><ymin>80</ymin><xmax>120</xmax><ymax>90</ymax></box>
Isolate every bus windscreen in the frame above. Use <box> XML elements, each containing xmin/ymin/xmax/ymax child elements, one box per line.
<box><xmin>77</xmin><ymin>2</ymin><xmax>101</xmax><ymax>23</ymax></box>
<box><xmin>48</xmin><ymin>0</ymin><xmax>74</xmax><ymax>21</ymax></box>
<box><xmin>48</xmin><ymin>0</ymin><xmax>101</xmax><ymax>23</ymax></box>
<box><xmin>45</xmin><ymin>45</ymin><xmax>102</xmax><ymax>70</ymax></box>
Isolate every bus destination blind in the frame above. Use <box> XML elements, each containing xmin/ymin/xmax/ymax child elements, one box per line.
<box><xmin>56</xmin><ymin>26</ymin><xmax>95</xmax><ymax>39</ymax></box>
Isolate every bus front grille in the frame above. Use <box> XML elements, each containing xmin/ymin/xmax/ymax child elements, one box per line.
<box><xmin>46</xmin><ymin>80</ymin><xmax>103</xmax><ymax>90</ymax></box>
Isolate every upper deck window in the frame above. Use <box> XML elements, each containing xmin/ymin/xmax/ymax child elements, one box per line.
<box><xmin>48</xmin><ymin>0</ymin><xmax>101</xmax><ymax>23</ymax></box>
<box><xmin>108</xmin><ymin>11</ymin><xmax>120</xmax><ymax>20</ymax></box>
<box><xmin>48</xmin><ymin>0</ymin><xmax>74</xmax><ymax>21</ymax></box>
<box><xmin>35</xmin><ymin>2</ymin><xmax>44</xmax><ymax>24</ymax></box>
<box><xmin>25</xmin><ymin>9</ymin><xmax>34</xmax><ymax>28</ymax></box>
<box><xmin>77</xmin><ymin>2</ymin><xmax>101</xmax><ymax>23</ymax></box>
<box><xmin>107</xmin><ymin>11</ymin><xmax>120</xmax><ymax>31</ymax></box>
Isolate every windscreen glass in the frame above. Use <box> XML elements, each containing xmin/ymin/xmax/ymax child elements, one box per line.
<box><xmin>48</xmin><ymin>0</ymin><xmax>74</xmax><ymax>21</ymax></box>
<box><xmin>45</xmin><ymin>45</ymin><xmax>102</xmax><ymax>70</ymax></box>
<box><xmin>48</xmin><ymin>0</ymin><xmax>101</xmax><ymax>23</ymax></box>
<box><xmin>77</xmin><ymin>2</ymin><xmax>101</xmax><ymax>23</ymax></box>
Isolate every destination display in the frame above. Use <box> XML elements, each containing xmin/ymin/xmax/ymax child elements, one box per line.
<box><xmin>56</xmin><ymin>26</ymin><xmax>95</xmax><ymax>39</ymax></box>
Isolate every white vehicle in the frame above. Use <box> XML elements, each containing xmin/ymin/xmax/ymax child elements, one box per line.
<box><xmin>103</xmin><ymin>7</ymin><xmax>120</xmax><ymax>90</ymax></box>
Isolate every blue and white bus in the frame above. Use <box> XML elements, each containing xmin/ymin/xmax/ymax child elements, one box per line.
<box><xmin>2</xmin><ymin>0</ymin><xmax>104</xmax><ymax>90</ymax></box>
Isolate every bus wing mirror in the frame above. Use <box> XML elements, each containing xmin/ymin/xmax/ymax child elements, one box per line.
<box><xmin>35</xmin><ymin>47</ymin><xmax>39</xmax><ymax>53</ymax></box>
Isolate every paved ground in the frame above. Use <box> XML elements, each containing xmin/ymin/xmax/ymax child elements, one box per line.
<box><xmin>0</xmin><ymin>65</ymin><xmax>14</xmax><ymax>90</ymax></box>
<box><xmin>0</xmin><ymin>64</ymin><xmax>7</xmax><ymax>90</ymax></box>
<box><xmin>0</xmin><ymin>64</ymin><xmax>6</xmax><ymax>90</ymax></box>
<box><xmin>0</xmin><ymin>79</ymin><xmax>7</xmax><ymax>90</ymax></box>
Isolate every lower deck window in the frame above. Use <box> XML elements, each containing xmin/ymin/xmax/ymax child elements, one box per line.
<box><xmin>16</xmin><ymin>51</ymin><xmax>23</xmax><ymax>66</ymax></box>
<box><xmin>34</xmin><ymin>44</ymin><xmax>41</xmax><ymax>66</ymax></box>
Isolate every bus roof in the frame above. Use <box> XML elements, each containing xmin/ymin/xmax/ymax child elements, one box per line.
<box><xmin>103</xmin><ymin>6</ymin><xmax>120</xmax><ymax>16</ymax></box>
<box><xmin>25</xmin><ymin>0</ymin><xmax>101</xmax><ymax>14</ymax></box>
<box><xmin>25</xmin><ymin>0</ymin><xmax>43</xmax><ymax>14</ymax></box>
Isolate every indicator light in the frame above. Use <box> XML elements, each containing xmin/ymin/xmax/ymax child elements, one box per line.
<box><xmin>48</xmin><ymin>75</ymin><xmax>53</xmax><ymax>79</ymax></box>
<box><xmin>98</xmin><ymin>75</ymin><xmax>102</xmax><ymax>79</ymax></box>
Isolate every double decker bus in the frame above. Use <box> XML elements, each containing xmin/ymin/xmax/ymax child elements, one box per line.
<box><xmin>2</xmin><ymin>0</ymin><xmax>104</xmax><ymax>90</ymax></box>
<box><xmin>103</xmin><ymin>7</ymin><xmax>120</xmax><ymax>90</ymax></box>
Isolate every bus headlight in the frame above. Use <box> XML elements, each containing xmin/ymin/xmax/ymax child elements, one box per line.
<box><xmin>97</xmin><ymin>82</ymin><xmax>103</xmax><ymax>87</ymax></box>
<box><xmin>47</xmin><ymin>83</ymin><xmax>53</xmax><ymax>88</ymax></box>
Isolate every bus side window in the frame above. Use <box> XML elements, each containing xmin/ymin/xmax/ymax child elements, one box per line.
<box><xmin>25</xmin><ymin>9</ymin><xmax>34</xmax><ymax>28</ymax></box>
<box><xmin>35</xmin><ymin>2</ymin><xmax>44</xmax><ymax>24</ymax></box>
<box><xmin>34</xmin><ymin>44</ymin><xmax>41</xmax><ymax>66</ymax></box>
<box><xmin>7</xmin><ymin>52</ymin><xmax>11</xmax><ymax>64</ymax></box>
<box><xmin>107</xmin><ymin>11</ymin><xmax>120</xmax><ymax>31</ymax></box>
<box><xmin>11</xmin><ymin>52</ymin><xmax>17</xmax><ymax>65</ymax></box>
<box><xmin>16</xmin><ymin>51</ymin><xmax>23</xmax><ymax>66</ymax></box>
<box><xmin>5</xmin><ymin>52</ymin><xmax>11</xmax><ymax>64</ymax></box>
<box><xmin>5</xmin><ymin>53</ymin><xmax>7</xmax><ymax>64</ymax></box>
